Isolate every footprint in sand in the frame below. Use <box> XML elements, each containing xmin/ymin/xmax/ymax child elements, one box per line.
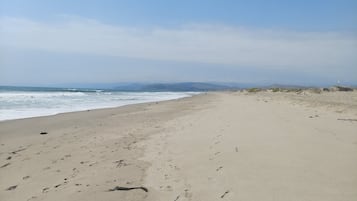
<box><xmin>184</xmin><ymin>188</ymin><xmax>193</xmax><ymax>199</ymax></box>
<box><xmin>216</xmin><ymin>166</ymin><xmax>223</xmax><ymax>171</ymax></box>
<box><xmin>27</xmin><ymin>196</ymin><xmax>37</xmax><ymax>201</ymax></box>
<box><xmin>23</xmin><ymin>176</ymin><xmax>30</xmax><ymax>180</ymax></box>
<box><xmin>164</xmin><ymin>174</ymin><xmax>169</xmax><ymax>180</ymax></box>
<box><xmin>166</xmin><ymin>185</ymin><xmax>172</xmax><ymax>191</ymax></box>
<box><xmin>42</xmin><ymin>187</ymin><xmax>50</xmax><ymax>193</ymax></box>
<box><xmin>71</xmin><ymin>168</ymin><xmax>80</xmax><ymax>178</ymax></box>
<box><xmin>114</xmin><ymin>160</ymin><xmax>128</xmax><ymax>168</ymax></box>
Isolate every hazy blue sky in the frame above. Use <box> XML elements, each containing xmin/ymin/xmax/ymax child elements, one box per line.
<box><xmin>1</xmin><ymin>0</ymin><xmax>356</xmax><ymax>86</ymax></box>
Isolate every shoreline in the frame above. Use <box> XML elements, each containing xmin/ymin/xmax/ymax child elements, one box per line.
<box><xmin>0</xmin><ymin>93</ymin><xmax>200</xmax><ymax>123</ymax></box>
<box><xmin>0</xmin><ymin>93</ymin><xmax>210</xmax><ymax>201</ymax></box>
<box><xmin>1</xmin><ymin>91</ymin><xmax>357</xmax><ymax>201</ymax></box>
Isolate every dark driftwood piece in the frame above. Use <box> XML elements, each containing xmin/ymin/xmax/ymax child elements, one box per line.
<box><xmin>108</xmin><ymin>186</ymin><xmax>148</xmax><ymax>192</ymax></box>
<box><xmin>6</xmin><ymin>185</ymin><xmax>17</xmax><ymax>191</ymax></box>
<box><xmin>220</xmin><ymin>190</ymin><xmax>229</xmax><ymax>198</ymax></box>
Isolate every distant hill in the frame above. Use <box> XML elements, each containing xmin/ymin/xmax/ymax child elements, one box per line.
<box><xmin>7</xmin><ymin>82</ymin><xmax>353</xmax><ymax>92</ymax></box>
<box><xmin>112</xmin><ymin>82</ymin><xmax>237</xmax><ymax>92</ymax></box>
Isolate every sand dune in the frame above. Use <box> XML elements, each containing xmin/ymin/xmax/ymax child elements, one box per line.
<box><xmin>1</xmin><ymin>91</ymin><xmax>357</xmax><ymax>201</ymax></box>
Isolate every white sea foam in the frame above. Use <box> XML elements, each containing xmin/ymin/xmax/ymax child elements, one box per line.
<box><xmin>0</xmin><ymin>91</ymin><xmax>198</xmax><ymax>121</ymax></box>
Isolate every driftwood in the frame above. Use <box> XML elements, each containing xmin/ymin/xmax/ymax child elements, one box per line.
<box><xmin>6</xmin><ymin>185</ymin><xmax>17</xmax><ymax>191</ymax></box>
<box><xmin>108</xmin><ymin>186</ymin><xmax>148</xmax><ymax>192</ymax></box>
<box><xmin>220</xmin><ymin>190</ymin><xmax>229</xmax><ymax>198</ymax></box>
<box><xmin>0</xmin><ymin>163</ymin><xmax>10</xmax><ymax>168</ymax></box>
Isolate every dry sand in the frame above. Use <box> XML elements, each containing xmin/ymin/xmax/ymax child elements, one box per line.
<box><xmin>0</xmin><ymin>91</ymin><xmax>356</xmax><ymax>201</ymax></box>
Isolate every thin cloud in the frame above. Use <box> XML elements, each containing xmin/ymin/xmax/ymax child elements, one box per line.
<box><xmin>1</xmin><ymin>16</ymin><xmax>356</xmax><ymax>72</ymax></box>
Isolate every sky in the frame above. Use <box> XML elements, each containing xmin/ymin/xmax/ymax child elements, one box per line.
<box><xmin>1</xmin><ymin>0</ymin><xmax>357</xmax><ymax>86</ymax></box>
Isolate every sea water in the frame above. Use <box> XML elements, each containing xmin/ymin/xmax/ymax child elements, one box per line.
<box><xmin>0</xmin><ymin>86</ymin><xmax>198</xmax><ymax>121</ymax></box>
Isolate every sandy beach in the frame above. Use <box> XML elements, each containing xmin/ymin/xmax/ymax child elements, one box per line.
<box><xmin>1</xmin><ymin>91</ymin><xmax>357</xmax><ymax>201</ymax></box>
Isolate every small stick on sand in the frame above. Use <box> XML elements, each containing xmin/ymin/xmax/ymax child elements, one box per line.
<box><xmin>108</xmin><ymin>186</ymin><xmax>148</xmax><ymax>192</ymax></box>
<box><xmin>6</xmin><ymin>185</ymin><xmax>17</xmax><ymax>191</ymax></box>
<box><xmin>220</xmin><ymin>190</ymin><xmax>229</xmax><ymax>198</ymax></box>
<box><xmin>0</xmin><ymin>163</ymin><xmax>10</xmax><ymax>168</ymax></box>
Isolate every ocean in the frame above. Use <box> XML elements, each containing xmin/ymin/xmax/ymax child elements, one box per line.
<box><xmin>0</xmin><ymin>86</ymin><xmax>198</xmax><ymax>121</ymax></box>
